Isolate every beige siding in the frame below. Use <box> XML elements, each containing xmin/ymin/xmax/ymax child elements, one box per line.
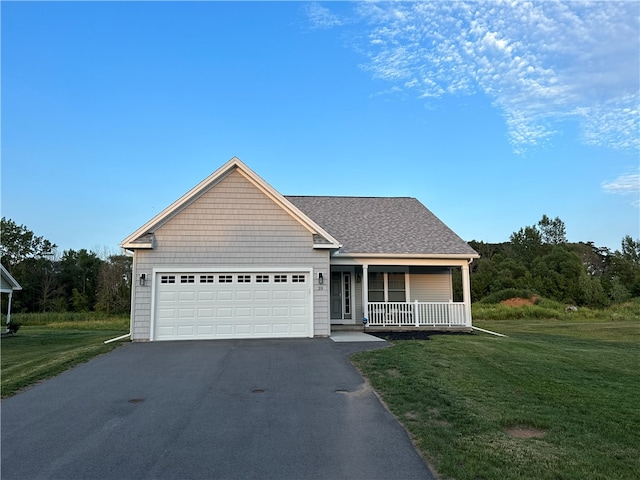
<box><xmin>409</xmin><ymin>272</ymin><xmax>452</xmax><ymax>302</ymax></box>
<box><xmin>131</xmin><ymin>170</ymin><xmax>329</xmax><ymax>340</ymax></box>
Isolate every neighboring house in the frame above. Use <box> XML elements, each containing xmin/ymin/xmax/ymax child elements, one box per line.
<box><xmin>121</xmin><ymin>157</ymin><xmax>479</xmax><ymax>342</ymax></box>
<box><xmin>1</xmin><ymin>264</ymin><xmax>22</xmax><ymax>332</ymax></box>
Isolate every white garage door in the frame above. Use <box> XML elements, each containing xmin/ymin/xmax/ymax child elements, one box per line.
<box><xmin>153</xmin><ymin>271</ymin><xmax>312</xmax><ymax>340</ymax></box>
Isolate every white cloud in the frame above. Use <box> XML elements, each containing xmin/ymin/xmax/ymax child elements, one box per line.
<box><xmin>304</xmin><ymin>2</ymin><xmax>344</xmax><ymax>30</ymax></box>
<box><xmin>326</xmin><ymin>1</ymin><xmax>640</xmax><ymax>153</ymax></box>
<box><xmin>602</xmin><ymin>171</ymin><xmax>640</xmax><ymax>207</ymax></box>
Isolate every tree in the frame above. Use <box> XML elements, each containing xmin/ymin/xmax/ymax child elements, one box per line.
<box><xmin>620</xmin><ymin>236</ymin><xmax>640</xmax><ymax>265</ymax></box>
<box><xmin>509</xmin><ymin>225</ymin><xmax>543</xmax><ymax>267</ymax></box>
<box><xmin>0</xmin><ymin>217</ymin><xmax>57</xmax><ymax>272</ymax></box>
<box><xmin>58</xmin><ymin>249</ymin><xmax>103</xmax><ymax>312</ymax></box>
<box><xmin>95</xmin><ymin>254</ymin><xmax>132</xmax><ymax>314</ymax></box>
<box><xmin>538</xmin><ymin>215</ymin><xmax>567</xmax><ymax>245</ymax></box>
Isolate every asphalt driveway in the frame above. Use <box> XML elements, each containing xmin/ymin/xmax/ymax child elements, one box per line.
<box><xmin>1</xmin><ymin>338</ymin><xmax>435</xmax><ymax>480</ymax></box>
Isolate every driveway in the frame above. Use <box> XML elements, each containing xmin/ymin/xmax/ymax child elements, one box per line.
<box><xmin>1</xmin><ymin>339</ymin><xmax>435</xmax><ymax>480</ymax></box>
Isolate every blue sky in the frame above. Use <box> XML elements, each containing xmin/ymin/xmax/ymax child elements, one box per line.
<box><xmin>2</xmin><ymin>1</ymin><xmax>638</xmax><ymax>255</ymax></box>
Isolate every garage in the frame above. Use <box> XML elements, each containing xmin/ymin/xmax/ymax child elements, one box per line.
<box><xmin>152</xmin><ymin>270</ymin><xmax>313</xmax><ymax>341</ymax></box>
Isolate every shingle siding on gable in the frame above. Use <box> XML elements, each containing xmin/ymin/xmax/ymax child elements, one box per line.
<box><xmin>131</xmin><ymin>170</ymin><xmax>329</xmax><ymax>340</ymax></box>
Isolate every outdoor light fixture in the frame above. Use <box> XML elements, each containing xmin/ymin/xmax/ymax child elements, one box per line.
<box><xmin>356</xmin><ymin>273</ymin><xmax>361</xmax><ymax>283</ymax></box>
<box><xmin>139</xmin><ymin>273</ymin><xmax>146</xmax><ymax>286</ymax></box>
<box><xmin>318</xmin><ymin>272</ymin><xmax>324</xmax><ymax>284</ymax></box>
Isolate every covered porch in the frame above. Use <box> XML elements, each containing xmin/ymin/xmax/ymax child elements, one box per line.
<box><xmin>329</xmin><ymin>255</ymin><xmax>474</xmax><ymax>332</ymax></box>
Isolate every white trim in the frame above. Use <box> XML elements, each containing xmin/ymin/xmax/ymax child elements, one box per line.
<box><xmin>149</xmin><ymin>266</ymin><xmax>314</xmax><ymax>341</ymax></box>
<box><xmin>1</xmin><ymin>265</ymin><xmax>22</xmax><ymax>292</ymax></box>
<box><xmin>330</xmin><ymin>256</ymin><xmax>475</xmax><ymax>267</ymax></box>
<box><xmin>121</xmin><ymin>157</ymin><xmax>341</xmax><ymax>250</ymax></box>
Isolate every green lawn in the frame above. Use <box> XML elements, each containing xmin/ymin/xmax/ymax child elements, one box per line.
<box><xmin>352</xmin><ymin>308</ymin><xmax>640</xmax><ymax>480</ymax></box>
<box><xmin>1</xmin><ymin>315</ymin><xmax>129</xmax><ymax>398</ymax></box>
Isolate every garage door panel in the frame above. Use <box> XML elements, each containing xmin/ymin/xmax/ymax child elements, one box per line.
<box><xmin>216</xmin><ymin>307</ymin><xmax>233</xmax><ymax>318</ymax></box>
<box><xmin>217</xmin><ymin>291</ymin><xmax>233</xmax><ymax>301</ymax></box>
<box><xmin>179</xmin><ymin>291</ymin><xmax>195</xmax><ymax>301</ymax></box>
<box><xmin>154</xmin><ymin>271</ymin><xmax>311</xmax><ymax>341</ymax></box>
<box><xmin>236</xmin><ymin>291</ymin><xmax>252</xmax><ymax>301</ymax></box>
<box><xmin>272</xmin><ymin>291</ymin><xmax>289</xmax><ymax>300</ymax></box>
<box><xmin>254</xmin><ymin>291</ymin><xmax>270</xmax><ymax>301</ymax></box>
<box><xmin>198</xmin><ymin>291</ymin><xmax>214</xmax><ymax>301</ymax></box>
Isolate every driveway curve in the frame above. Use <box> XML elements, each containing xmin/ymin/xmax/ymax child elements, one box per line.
<box><xmin>1</xmin><ymin>339</ymin><xmax>435</xmax><ymax>480</ymax></box>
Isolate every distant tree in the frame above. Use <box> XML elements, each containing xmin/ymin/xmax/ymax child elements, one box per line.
<box><xmin>95</xmin><ymin>254</ymin><xmax>132</xmax><ymax>314</ymax></box>
<box><xmin>0</xmin><ymin>217</ymin><xmax>57</xmax><ymax>272</ymax></box>
<box><xmin>538</xmin><ymin>215</ymin><xmax>567</xmax><ymax>245</ymax></box>
<box><xmin>620</xmin><ymin>236</ymin><xmax>640</xmax><ymax>265</ymax></box>
<box><xmin>509</xmin><ymin>225</ymin><xmax>543</xmax><ymax>267</ymax></box>
<box><xmin>58</xmin><ymin>249</ymin><xmax>103</xmax><ymax>311</ymax></box>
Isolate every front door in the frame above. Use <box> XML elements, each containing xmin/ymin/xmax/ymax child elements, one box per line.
<box><xmin>330</xmin><ymin>271</ymin><xmax>352</xmax><ymax>323</ymax></box>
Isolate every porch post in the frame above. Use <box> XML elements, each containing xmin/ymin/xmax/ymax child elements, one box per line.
<box><xmin>362</xmin><ymin>264</ymin><xmax>368</xmax><ymax>326</ymax></box>
<box><xmin>461</xmin><ymin>262</ymin><xmax>472</xmax><ymax>327</ymax></box>
<box><xmin>6</xmin><ymin>291</ymin><xmax>13</xmax><ymax>330</ymax></box>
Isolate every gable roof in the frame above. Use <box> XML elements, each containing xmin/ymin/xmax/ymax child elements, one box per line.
<box><xmin>286</xmin><ymin>196</ymin><xmax>479</xmax><ymax>258</ymax></box>
<box><xmin>1</xmin><ymin>265</ymin><xmax>22</xmax><ymax>293</ymax></box>
<box><xmin>121</xmin><ymin>157</ymin><xmax>341</xmax><ymax>250</ymax></box>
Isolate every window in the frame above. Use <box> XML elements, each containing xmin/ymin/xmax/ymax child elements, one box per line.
<box><xmin>237</xmin><ymin>275</ymin><xmax>251</xmax><ymax>283</ymax></box>
<box><xmin>256</xmin><ymin>275</ymin><xmax>269</xmax><ymax>283</ymax></box>
<box><xmin>368</xmin><ymin>272</ymin><xmax>406</xmax><ymax>302</ymax></box>
<box><xmin>388</xmin><ymin>273</ymin><xmax>406</xmax><ymax>302</ymax></box>
<box><xmin>292</xmin><ymin>275</ymin><xmax>306</xmax><ymax>283</ymax></box>
<box><xmin>274</xmin><ymin>275</ymin><xmax>287</xmax><ymax>283</ymax></box>
<box><xmin>218</xmin><ymin>275</ymin><xmax>232</xmax><ymax>283</ymax></box>
<box><xmin>368</xmin><ymin>272</ymin><xmax>385</xmax><ymax>302</ymax></box>
<box><xmin>200</xmin><ymin>275</ymin><xmax>214</xmax><ymax>283</ymax></box>
<box><xmin>180</xmin><ymin>275</ymin><xmax>195</xmax><ymax>284</ymax></box>
<box><xmin>161</xmin><ymin>275</ymin><xmax>176</xmax><ymax>284</ymax></box>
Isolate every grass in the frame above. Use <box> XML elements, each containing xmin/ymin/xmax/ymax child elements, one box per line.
<box><xmin>352</xmin><ymin>300</ymin><xmax>640</xmax><ymax>480</ymax></box>
<box><xmin>1</xmin><ymin>313</ymin><xmax>129</xmax><ymax>398</ymax></box>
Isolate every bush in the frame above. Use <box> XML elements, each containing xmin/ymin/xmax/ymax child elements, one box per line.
<box><xmin>477</xmin><ymin>288</ymin><xmax>537</xmax><ymax>304</ymax></box>
<box><xmin>6</xmin><ymin>322</ymin><xmax>21</xmax><ymax>334</ymax></box>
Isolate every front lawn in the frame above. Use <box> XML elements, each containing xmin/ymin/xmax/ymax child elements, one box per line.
<box><xmin>1</xmin><ymin>314</ymin><xmax>129</xmax><ymax>398</ymax></box>
<box><xmin>352</xmin><ymin>304</ymin><xmax>640</xmax><ymax>480</ymax></box>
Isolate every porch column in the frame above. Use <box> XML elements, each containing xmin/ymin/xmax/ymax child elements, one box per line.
<box><xmin>6</xmin><ymin>291</ymin><xmax>13</xmax><ymax>330</ymax></box>
<box><xmin>461</xmin><ymin>262</ymin><xmax>472</xmax><ymax>327</ymax></box>
<box><xmin>362</xmin><ymin>264</ymin><xmax>368</xmax><ymax>325</ymax></box>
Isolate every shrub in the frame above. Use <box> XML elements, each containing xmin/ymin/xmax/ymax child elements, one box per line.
<box><xmin>6</xmin><ymin>322</ymin><xmax>21</xmax><ymax>334</ymax></box>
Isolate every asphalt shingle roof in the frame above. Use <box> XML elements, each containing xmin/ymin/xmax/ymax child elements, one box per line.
<box><xmin>286</xmin><ymin>196</ymin><xmax>478</xmax><ymax>256</ymax></box>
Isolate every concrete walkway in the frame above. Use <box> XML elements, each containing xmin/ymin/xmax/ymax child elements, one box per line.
<box><xmin>330</xmin><ymin>331</ymin><xmax>387</xmax><ymax>342</ymax></box>
<box><xmin>1</xmin><ymin>339</ymin><xmax>435</xmax><ymax>480</ymax></box>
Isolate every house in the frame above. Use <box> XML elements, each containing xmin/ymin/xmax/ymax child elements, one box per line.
<box><xmin>1</xmin><ymin>264</ymin><xmax>22</xmax><ymax>332</ymax></box>
<box><xmin>121</xmin><ymin>158</ymin><xmax>479</xmax><ymax>341</ymax></box>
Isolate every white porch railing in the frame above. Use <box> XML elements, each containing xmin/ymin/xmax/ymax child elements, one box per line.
<box><xmin>366</xmin><ymin>301</ymin><xmax>469</xmax><ymax>327</ymax></box>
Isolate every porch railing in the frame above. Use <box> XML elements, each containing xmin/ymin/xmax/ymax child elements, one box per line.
<box><xmin>366</xmin><ymin>301</ymin><xmax>469</xmax><ymax>327</ymax></box>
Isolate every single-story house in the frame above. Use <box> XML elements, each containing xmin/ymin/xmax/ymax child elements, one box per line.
<box><xmin>1</xmin><ymin>264</ymin><xmax>22</xmax><ymax>332</ymax></box>
<box><xmin>121</xmin><ymin>157</ymin><xmax>479</xmax><ymax>341</ymax></box>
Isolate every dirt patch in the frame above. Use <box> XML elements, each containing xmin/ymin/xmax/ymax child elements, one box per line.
<box><xmin>500</xmin><ymin>297</ymin><xmax>538</xmax><ymax>307</ymax></box>
<box><xmin>505</xmin><ymin>425</ymin><xmax>547</xmax><ymax>438</ymax></box>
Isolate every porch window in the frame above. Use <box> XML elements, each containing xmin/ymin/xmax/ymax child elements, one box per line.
<box><xmin>368</xmin><ymin>272</ymin><xmax>385</xmax><ymax>302</ymax></box>
<box><xmin>368</xmin><ymin>272</ymin><xmax>406</xmax><ymax>302</ymax></box>
<box><xmin>388</xmin><ymin>273</ymin><xmax>406</xmax><ymax>301</ymax></box>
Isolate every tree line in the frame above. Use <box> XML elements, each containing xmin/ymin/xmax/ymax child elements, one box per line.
<box><xmin>468</xmin><ymin>215</ymin><xmax>640</xmax><ymax>306</ymax></box>
<box><xmin>1</xmin><ymin>215</ymin><xmax>639</xmax><ymax>314</ymax></box>
<box><xmin>1</xmin><ymin>217</ymin><xmax>132</xmax><ymax>314</ymax></box>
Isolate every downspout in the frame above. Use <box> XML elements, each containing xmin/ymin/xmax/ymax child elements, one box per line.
<box><xmin>104</xmin><ymin>332</ymin><xmax>131</xmax><ymax>344</ymax></box>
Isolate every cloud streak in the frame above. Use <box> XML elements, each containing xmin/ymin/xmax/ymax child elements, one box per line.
<box><xmin>602</xmin><ymin>171</ymin><xmax>640</xmax><ymax>207</ymax></box>
<box><xmin>313</xmin><ymin>1</ymin><xmax>640</xmax><ymax>153</ymax></box>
